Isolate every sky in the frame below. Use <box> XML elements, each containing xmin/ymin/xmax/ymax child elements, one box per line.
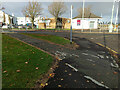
<box><xmin>0</xmin><ymin>1</ymin><xmax>120</xmax><ymax>23</ymax></box>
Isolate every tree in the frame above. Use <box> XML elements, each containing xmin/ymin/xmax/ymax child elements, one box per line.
<box><xmin>22</xmin><ymin>1</ymin><xmax>43</xmax><ymax>29</ymax></box>
<box><xmin>3</xmin><ymin>12</ymin><xmax>6</xmax><ymax>23</ymax></box>
<box><xmin>77</xmin><ymin>6</ymin><xmax>92</xmax><ymax>18</ymax></box>
<box><xmin>48</xmin><ymin>2</ymin><xmax>67</xmax><ymax>29</ymax></box>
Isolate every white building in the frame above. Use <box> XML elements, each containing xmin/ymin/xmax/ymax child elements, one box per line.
<box><xmin>72</xmin><ymin>13</ymin><xmax>101</xmax><ymax>29</ymax></box>
<box><xmin>0</xmin><ymin>10</ymin><xmax>17</xmax><ymax>25</ymax></box>
<box><xmin>17</xmin><ymin>17</ymin><xmax>31</xmax><ymax>25</ymax></box>
<box><xmin>17</xmin><ymin>16</ymin><xmax>50</xmax><ymax>26</ymax></box>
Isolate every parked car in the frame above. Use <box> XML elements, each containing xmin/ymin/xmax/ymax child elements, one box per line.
<box><xmin>2</xmin><ymin>25</ymin><xmax>10</xmax><ymax>29</ymax></box>
<box><xmin>18</xmin><ymin>25</ymin><xmax>23</xmax><ymax>29</ymax></box>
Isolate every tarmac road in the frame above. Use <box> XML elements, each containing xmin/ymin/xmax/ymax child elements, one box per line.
<box><xmin>7</xmin><ymin>32</ymin><xmax>120</xmax><ymax>89</ymax></box>
<box><xmin>17</xmin><ymin>31</ymin><xmax>119</xmax><ymax>53</ymax></box>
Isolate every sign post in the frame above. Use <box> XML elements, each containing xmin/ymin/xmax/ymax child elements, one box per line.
<box><xmin>70</xmin><ymin>5</ymin><xmax>73</xmax><ymax>44</ymax></box>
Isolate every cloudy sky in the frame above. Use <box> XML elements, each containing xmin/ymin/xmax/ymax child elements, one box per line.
<box><xmin>1</xmin><ymin>1</ymin><xmax>119</xmax><ymax>23</ymax></box>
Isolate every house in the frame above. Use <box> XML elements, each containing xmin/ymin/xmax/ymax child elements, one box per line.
<box><xmin>0</xmin><ymin>10</ymin><xmax>17</xmax><ymax>26</ymax></box>
<box><xmin>72</xmin><ymin>13</ymin><xmax>101</xmax><ymax>30</ymax></box>
<box><xmin>17</xmin><ymin>17</ymin><xmax>31</xmax><ymax>25</ymax></box>
<box><xmin>17</xmin><ymin>16</ymin><xmax>44</xmax><ymax>27</ymax></box>
<box><xmin>38</xmin><ymin>17</ymin><xmax>71</xmax><ymax>29</ymax></box>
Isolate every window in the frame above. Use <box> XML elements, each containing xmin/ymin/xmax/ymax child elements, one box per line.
<box><xmin>68</xmin><ymin>20</ymin><xmax>70</xmax><ymax>23</ymax></box>
<box><xmin>90</xmin><ymin>21</ymin><xmax>95</xmax><ymax>28</ymax></box>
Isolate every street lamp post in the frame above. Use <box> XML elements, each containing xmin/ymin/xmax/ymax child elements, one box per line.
<box><xmin>10</xmin><ymin>16</ymin><xmax>12</xmax><ymax>31</ymax></box>
<box><xmin>114</xmin><ymin>1</ymin><xmax>119</xmax><ymax>32</ymax></box>
<box><xmin>70</xmin><ymin>5</ymin><xmax>73</xmax><ymax>44</ymax></box>
<box><xmin>82</xmin><ymin>0</ymin><xmax>85</xmax><ymax>32</ymax></box>
<box><xmin>109</xmin><ymin>0</ymin><xmax>115</xmax><ymax>33</ymax></box>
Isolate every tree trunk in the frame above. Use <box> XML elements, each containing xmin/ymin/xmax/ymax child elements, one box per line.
<box><xmin>32</xmin><ymin>22</ymin><xmax>34</xmax><ymax>29</ymax></box>
<box><xmin>31</xmin><ymin>18</ymin><xmax>34</xmax><ymax>29</ymax></box>
<box><xmin>55</xmin><ymin>17</ymin><xmax>58</xmax><ymax>29</ymax></box>
<box><xmin>3</xmin><ymin>12</ymin><xmax>6</xmax><ymax>23</ymax></box>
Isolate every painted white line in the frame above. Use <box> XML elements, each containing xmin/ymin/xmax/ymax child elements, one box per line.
<box><xmin>110</xmin><ymin>63</ymin><xmax>119</xmax><ymax>68</ymax></box>
<box><xmin>82</xmin><ymin>53</ymin><xmax>89</xmax><ymax>56</ymax></box>
<box><xmin>86</xmin><ymin>59</ymin><xmax>95</xmax><ymax>62</ymax></box>
<box><xmin>72</xmin><ymin>54</ymin><xmax>79</xmax><ymax>57</ymax></box>
<box><xmin>84</xmin><ymin>76</ymin><xmax>109</xmax><ymax>89</ymax></box>
<box><xmin>90</xmin><ymin>55</ymin><xmax>99</xmax><ymax>59</ymax></box>
<box><xmin>65</xmin><ymin>63</ymin><xmax>78</xmax><ymax>72</ymax></box>
<box><xmin>97</xmin><ymin>54</ymin><xmax>104</xmax><ymax>59</ymax></box>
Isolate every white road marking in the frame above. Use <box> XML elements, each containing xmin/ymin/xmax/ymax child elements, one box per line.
<box><xmin>84</xmin><ymin>76</ymin><xmax>109</xmax><ymax>89</ymax></box>
<box><xmin>110</xmin><ymin>63</ymin><xmax>119</xmax><ymax>68</ymax></box>
<box><xmin>106</xmin><ymin>56</ymin><xmax>109</xmax><ymax>59</ymax></box>
<box><xmin>97</xmin><ymin>54</ymin><xmax>104</xmax><ymax>59</ymax></box>
<box><xmin>65</xmin><ymin>63</ymin><xmax>78</xmax><ymax>72</ymax></box>
<box><xmin>90</xmin><ymin>55</ymin><xmax>99</xmax><ymax>59</ymax></box>
<box><xmin>82</xmin><ymin>53</ymin><xmax>89</xmax><ymax>56</ymax></box>
<box><xmin>86</xmin><ymin>59</ymin><xmax>95</xmax><ymax>62</ymax></box>
<box><xmin>71</xmin><ymin>54</ymin><xmax>79</xmax><ymax>57</ymax></box>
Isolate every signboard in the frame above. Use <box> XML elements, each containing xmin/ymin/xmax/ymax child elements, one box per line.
<box><xmin>77</xmin><ymin>20</ymin><xmax>81</xmax><ymax>26</ymax></box>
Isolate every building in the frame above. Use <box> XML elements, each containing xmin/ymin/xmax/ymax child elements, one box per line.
<box><xmin>72</xmin><ymin>13</ymin><xmax>101</xmax><ymax>30</ymax></box>
<box><xmin>17</xmin><ymin>16</ymin><xmax>43</xmax><ymax>26</ymax></box>
<box><xmin>38</xmin><ymin>13</ymin><xmax>101</xmax><ymax>30</ymax></box>
<box><xmin>0</xmin><ymin>10</ymin><xmax>17</xmax><ymax>26</ymax></box>
<box><xmin>17</xmin><ymin>17</ymin><xmax>31</xmax><ymax>25</ymax></box>
<box><xmin>38</xmin><ymin>17</ymin><xmax>71</xmax><ymax>29</ymax></box>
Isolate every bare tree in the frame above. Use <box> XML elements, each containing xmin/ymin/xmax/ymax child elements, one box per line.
<box><xmin>48</xmin><ymin>2</ymin><xmax>67</xmax><ymax>29</ymax></box>
<box><xmin>3</xmin><ymin>12</ymin><xmax>6</xmax><ymax>23</ymax></box>
<box><xmin>22</xmin><ymin>1</ymin><xmax>43</xmax><ymax>29</ymax></box>
<box><xmin>78</xmin><ymin>6</ymin><xmax>92</xmax><ymax>18</ymax></box>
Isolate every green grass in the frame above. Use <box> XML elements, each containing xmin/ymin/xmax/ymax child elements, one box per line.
<box><xmin>22</xmin><ymin>33</ymin><xmax>70</xmax><ymax>45</ymax></box>
<box><xmin>2</xmin><ymin>34</ymin><xmax>53</xmax><ymax>88</ymax></box>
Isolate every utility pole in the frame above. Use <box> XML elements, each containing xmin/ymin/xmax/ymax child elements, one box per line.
<box><xmin>114</xmin><ymin>1</ymin><xmax>119</xmax><ymax>32</ymax></box>
<box><xmin>70</xmin><ymin>5</ymin><xmax>73</xmax><ymax>44</ymax></box>
<box><xmin>82</xmin><ymin>0</ymin><xmax>85</xmax><ymax>32</ymax></box>
<box><xmin>109</xmin><ymin>0</ymin><xmax>115</xmax><ymax>32</ymax></box>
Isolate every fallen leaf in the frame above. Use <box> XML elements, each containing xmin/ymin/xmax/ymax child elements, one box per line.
<box><xmin>74</xmin><ymin>80</ymin><xmax>77</xmax><ymax>82</ymax></box>
<box><xmin>113</xmin><ymin>71</ymin><xmax>118</xmax><ymax>74</ymax></box>
<box><xmin>45</xmin><ymin>83</ymin><xmax>48</xmax><ymax>86</ymax></box>
<box><xmin>86</xmin><ymin>80</ymin><xmax>89</xmax><ymax>83</ymax></box>
<box><xmin>65</xmin><ymin>70</ymin><xmax>67</xmax><ymax>72</ymax></box>
<box><xmin>58</xmin><ymin>85</ymin><xmax>62</xmax><ymax>87</ymax></box>
<box><xmin>61</xmin><ymin>78</ymin><xmax>63</xmax><ymax>81</ymax></box>
<box><xmin>49</xmin><ymin>73</ymin><xmax>55</xmax><ymax>77</ymax></box>
<box><xmin>16</xmin><ymin>70</ymin><xmax>20</xmax><ymax>72</ymax></box>
<box><xmin>3</xmin><ymin>71</ymin><xmax>7</xmax><ymax>73</ymax></box>
<box><xmin>36</xmin><ymin>67</ymin><xmax>39</xmax><ymax>70</ymax></box>
<box><xmin>25</xmin><ymin>62</ymin><xmax>28</xmax><ymax>64</ymax></box>
<box><xmin>41</xmin><ymin>83</ymin><xmax>45</xmax><ymax>87</ymax></box>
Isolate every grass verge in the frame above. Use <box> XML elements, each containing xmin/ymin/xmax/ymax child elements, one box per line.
<box><xmin>2</xmin><ymin>34</ymin><xmax>53</xmax><ymax>88</ymax></box>
<box><xmin>22</xmin><ymin>33</ymin><xmax>70</xmax><ymax>45</ymax></box>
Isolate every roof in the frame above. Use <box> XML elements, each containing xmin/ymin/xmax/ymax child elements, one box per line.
<box><xmin>73</xmin><ymin>13</ymin><xmax>101</xmax><ymax>19</ymax></box>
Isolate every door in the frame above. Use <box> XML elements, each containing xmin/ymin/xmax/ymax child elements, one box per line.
<box><xmin>89</xmin><ymin>21</ymin><xmax>95</xmax><ymax>29</ymax></box>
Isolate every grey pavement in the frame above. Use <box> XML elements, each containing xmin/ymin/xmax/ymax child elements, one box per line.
<box><xmin>7</xmin><ymin>33</ymin><xmax>119</xmax><ymax>89</ymax></box>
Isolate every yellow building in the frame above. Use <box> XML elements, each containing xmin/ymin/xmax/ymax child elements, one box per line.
<box><xmin>38</xmin><ymin>17</ymin><xmax>71</xmax><ymax>29</ymax></box>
